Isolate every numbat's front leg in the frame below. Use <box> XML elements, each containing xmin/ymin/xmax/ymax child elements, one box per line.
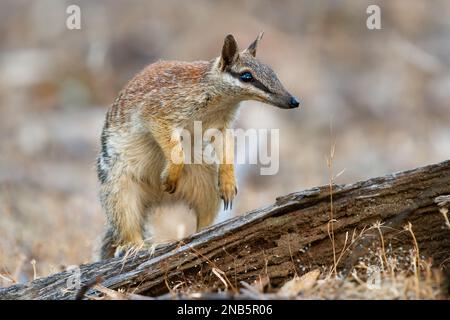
<box><xmin>152</xmin><ymin>123</ymin><xmax>185</xmax><ymax>194</ymax></box>
<box><xmin>217</xmin><ymin>128</ymin><xmax>237</xmax><ymax>209</ymax></box>
<box><xmin>219</xmin><ymin>163</ymin><xmax>237</xmax><ymax>210</ymax></box>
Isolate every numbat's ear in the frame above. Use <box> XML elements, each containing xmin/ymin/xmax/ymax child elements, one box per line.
<box><xmin>244</xmin><ymin>32</ymin><xmax>264</xmax><ymax>57</ymax></box>
<box><xmin>219</xmin><ymin>34</ymin><xmax>239</xmax><ymax>71</ymax></box>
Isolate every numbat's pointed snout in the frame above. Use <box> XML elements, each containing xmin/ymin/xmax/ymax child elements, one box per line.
<box><xmin>289</xmin><ymin>96</ymin><xmax>300</xmax><ymax>108</ymax></box>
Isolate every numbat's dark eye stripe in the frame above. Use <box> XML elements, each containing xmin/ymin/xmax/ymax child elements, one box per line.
<box><xmin>240</xmin><ymin>72</ymin><xmax>253</xmax><ymax>82</ymax></box>
<box><xmin>229</xmin><ymin>71</ymin><xmax>272</xmax><ymax>94</ymax></box>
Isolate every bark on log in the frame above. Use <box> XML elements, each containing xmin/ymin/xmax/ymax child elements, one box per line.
<box><xmin>1</xmin><ymin>160</ymin><xmax>449</xmax><ymax>300</ymax></box>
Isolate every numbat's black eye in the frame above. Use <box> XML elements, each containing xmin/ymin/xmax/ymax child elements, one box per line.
<box><xmin>240</xmin><ymin>72</ymin><xmax>253</xmax><ymax>82</ymax></box>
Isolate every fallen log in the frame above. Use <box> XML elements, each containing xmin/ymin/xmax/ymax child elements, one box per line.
<box><xmin>1</xmin><ymin>160</ymin><xmax>449</xmax><ymax>300</ymax></box>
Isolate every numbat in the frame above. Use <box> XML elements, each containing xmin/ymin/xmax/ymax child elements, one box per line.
<box><xmin>97</xmin><ymin>33</ymin><xmax>299</xmax><ymax>259</ymax></box>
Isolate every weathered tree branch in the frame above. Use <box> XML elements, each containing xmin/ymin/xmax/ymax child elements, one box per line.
<box><xmin>1</xmin><ymin>160</ymin><xmax>449</xmax><ymax>300</ymax></box>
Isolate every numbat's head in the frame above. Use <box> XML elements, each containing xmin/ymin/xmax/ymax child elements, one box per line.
<box><xmin>214</xmin><ymin>33</ymin><xmax>300</xmax><ymax>109</ymax></box>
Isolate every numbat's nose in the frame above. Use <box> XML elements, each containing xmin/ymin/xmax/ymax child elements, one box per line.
<box><xmin>289</xmin><ymin>96</ymin><xmax>300</xmax><ymax>108</ymax></box>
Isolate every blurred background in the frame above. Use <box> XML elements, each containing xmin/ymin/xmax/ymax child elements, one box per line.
<box><xmin>1</xmin><ymin>0</ymin><xmax>449</xmax><ymax>285</ymax></box>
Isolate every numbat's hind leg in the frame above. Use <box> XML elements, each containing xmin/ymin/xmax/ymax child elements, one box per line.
<box><xmin>99</xmin><ymin>174</ymin><xmax>146</xmax><ymax>259</ymax></box>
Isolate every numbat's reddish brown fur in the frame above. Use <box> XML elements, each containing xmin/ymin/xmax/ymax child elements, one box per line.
<box><xmin>97</xmin><ymin>33</ymin><xmax>299</xmax><ymax>259</ymax></box>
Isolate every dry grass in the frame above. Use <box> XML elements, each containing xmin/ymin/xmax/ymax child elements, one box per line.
<box><xmin>89</xmin><ymin>236</ymin><xmax>446</xmax><ymax>300</ymax></box>
<box><xmin>0</xmin><ymin>184</ymin><xmax>103</xmax><ymax>287</ymax></box>
<box><xmin>87</xmin><ymin>128</ymin><xmax>447</xmax><ymax>300</ymax></box>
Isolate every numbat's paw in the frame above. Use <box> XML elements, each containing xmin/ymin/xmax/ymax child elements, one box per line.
<box><xmin>114</xmin><ymin>241</ymin><xmax>152</xmax><ymax>258</ymax></box>
<box><xmin>161</xmin><ymin>163</ymin><xmax>183</xmax><ymax>194</ymax></box>
<box><xmin>114</xmin><ymin>244</ymin><xmax>139</xmax><ymax>258</ymax></box>
<box><xmin>219</xmin><ymin>176</ymin><xmax>237</xmax><ymax>210</ymax></box>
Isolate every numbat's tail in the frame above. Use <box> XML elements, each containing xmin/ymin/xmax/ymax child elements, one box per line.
<box><xmin>144</xmin><ymin>202</ymin><xmax>198</xmax><ymax>244</ymax></box>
